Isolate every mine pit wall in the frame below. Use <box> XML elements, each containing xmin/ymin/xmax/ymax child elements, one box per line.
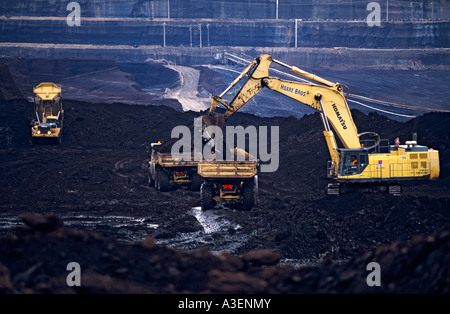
<box><xmin>1</xmin><ymin>16</ymin><xmax>448</xmax><ymax>70</ymax></box>
<box><xmin>0</xmin><ymin>18</ymin><xmax>449</xmax><ymax>49</ymax></box>
<box><xmin>1</xmin><ymin>45</ymin><xmax>449</xmax><ymax>72</ymax></box>
<box><xmin>1</xmin><ymin>0</ymin><xmax>449</xmax><ymax>21</ymax></box>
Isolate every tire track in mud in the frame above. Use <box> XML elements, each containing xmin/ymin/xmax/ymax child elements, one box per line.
<box><xmin>112</xmin><ymin>157</ymin><xmax>155</xmax><ymax>191</ymax></box>
<box><xmin>113</xmin><ymin>158</ymin><xmax>132</xmax><ymax>179</ymax></box>
<box><xmin>0</xmin><ymin>147</ymin><xmax>88</xmax><ymax>209</ymax></box>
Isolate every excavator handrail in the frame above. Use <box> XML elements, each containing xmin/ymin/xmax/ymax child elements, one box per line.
<box><xmin>358</xmin><ymin>131</ymin><xmax>381</xmax><ymax>151</ymax></box>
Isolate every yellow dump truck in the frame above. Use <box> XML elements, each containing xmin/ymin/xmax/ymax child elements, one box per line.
<box><xmin>197</xmin><ymin>160</ymin><xmax>258</xmax><ymax>210</ymax></box>
<box><xmin>31</xmin><ymin>83</ymin><xmax>64</xmax><ymax>144</ymax></box>
<box><xmin>147</xmin><ymin>142</ymin><xmax>203</xmax><ymax>192</ymax></box>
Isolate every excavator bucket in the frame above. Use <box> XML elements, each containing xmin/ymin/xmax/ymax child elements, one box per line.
<box><xmin>200</xmin><ymin>112</ymin><xmax>226</xmax><ymax>129</ymax></box>
<box><xmin>199</xmin><ymin>113</ymin><xmax>227</xmax><ymax>143</ymax></box>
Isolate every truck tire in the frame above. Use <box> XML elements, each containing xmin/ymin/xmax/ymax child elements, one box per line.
<box><xmin>155</xmin><ymin>172</ymin><xmax>160</xmax><ymax>190</ymax></box>
<box><xmin>147</xmin><ymin>171</ymin><xmax>155</xmax><ymax>186</ymax></box>
<box><xmin>148</xmin><ymin>164</ymin><xmax>155</xmax><ymax>186</ymax></box>
<box><xmin>242</xmin><ymin>181</ymin><xmax>256</xmax><ymax>210</ymax></box>
<box><xmin>200</xmin><ymin>181</ymin><xmax>215</xmax><ymax>210</ymax></box>
<box><xmin>157</xmin><ymin>171</ymin><xmax>171</xmax><ymax>192</ymax></box>
<box><xmin>189</xmin><ymin>173</ymin><xmax>203</xmax><ymax>191</ymax></box>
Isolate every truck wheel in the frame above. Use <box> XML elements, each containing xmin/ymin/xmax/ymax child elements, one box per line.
<box><xmin>189</xmin><ymin>173</ymin><xmax>203</xmax><ymax>191</ymax></box>
<box><xmin>148</xmin><ymin>163</ymin><xmax>155</xmax><ymax>186</ymax></box>
<box><xmin>158</xmin><ymin>171</ymin><xmax>171</xmax><ymax>192</ymax></box>
<box><xmin>200</xmin><ymin>181</ymin><xmax>215</xmax><ymax>210</ymax></box>
<box><xmin>147</xmin><ymin>171</ymin><xmax>155</xmax><ymax>186</ymax></box>
<box><xmin>242</xmin><ymin>181</ymin><xmax>256</xmax><ymax>210</ymax></box>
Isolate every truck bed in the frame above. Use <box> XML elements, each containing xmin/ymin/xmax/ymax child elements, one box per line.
<box><xmin>155</xmin><ymin>152</ymin><xmax>199</xmax><ymax>168</ymax></box>
<box><xmin>197</xmin><ymin>160</ymin><xmax>258</xmax><ymax>179</ymax></box>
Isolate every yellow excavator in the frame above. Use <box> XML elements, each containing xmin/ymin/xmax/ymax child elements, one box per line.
<box><xmin>200</xmin><ymin>54</ymin><xmax>440</xmax><ymax>195</ymax></box>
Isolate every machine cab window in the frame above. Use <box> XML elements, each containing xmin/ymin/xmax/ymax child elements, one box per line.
<box><xmin>46</xmin><ymin>118</ymin><xmax>58</xmax><ymax>125</ymax></box>
<box><xmin>340</xmin><ymin>149</ymin><xmax>369</xmax><ymax>176</ymax></box>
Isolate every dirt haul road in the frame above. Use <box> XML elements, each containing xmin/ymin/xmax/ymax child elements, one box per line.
<box><xmin>163</xmin><ymin>64</ymin><xmax>210</xmax><ymax>112</ymax></box>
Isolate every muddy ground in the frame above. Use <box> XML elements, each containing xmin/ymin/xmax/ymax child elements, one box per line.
<box><xmin>0</xmin><ymin>94</ymin><xmax>449</xmax><ymax>294</ymax></box>
<box><xmin>0</xmin><ymin>55</ymin><xmax>450</xmax><ymax>294</ymax></box>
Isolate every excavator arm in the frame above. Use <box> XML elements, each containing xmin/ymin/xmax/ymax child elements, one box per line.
<box><xmin>203</xmin><ymin>54</ymin><xmax>363</xmax><ymax>171</ymax></box>
<box><xmin>262</xmin><ymin>77</ymin><xmax>360</xmax><ymax>149</ymax></box>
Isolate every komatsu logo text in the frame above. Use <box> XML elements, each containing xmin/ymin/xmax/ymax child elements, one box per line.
<box><xmin>332</xmin><ymin>104</ymin><xmax>347</xmax><ymax>130</ymax></box>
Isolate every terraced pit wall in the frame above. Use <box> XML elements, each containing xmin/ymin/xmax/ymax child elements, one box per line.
<box><xmin>1</xmin><ymin>17</ymin><xmax>448</xmax><ymax>49</ymax></box>
<box><xmin>1</xmin><ymin>0</ymin><xmax>449</xmax><ymax>21</ymax></box>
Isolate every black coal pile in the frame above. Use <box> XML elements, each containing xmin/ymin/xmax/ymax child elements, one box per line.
<box><xmin>0</xmin><ymin>69</ymin><xmax>449</xmax><ymax>294</ymax></box>
<box><xmin>0</xmin><ymin>213</ymin><xmax>448</xmax><ymax>294</ymax></box>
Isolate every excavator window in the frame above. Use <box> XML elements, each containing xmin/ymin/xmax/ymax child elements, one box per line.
<box><xmin>340</xmin><ymin>150</ymin><xmax>369</xmax><ymax>176</ymax></box>
<box><xmin>360</xmin><ymin>154</ymin><xmax>367</xmax><ymax>166</ymax></box>
<box><xmin>343</xmin><ymin>154</ymin><xmax>357</xmax><ymax>166</ymax></box>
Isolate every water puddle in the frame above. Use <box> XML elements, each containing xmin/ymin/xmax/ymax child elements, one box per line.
<box><xmin>0</xmin><ymin>213</ymin><xmax>316</xmax><ymax>267</ymax></box>
<box><xmin>0</xmin><ymin>216</ymin><xmax>21</xmax><ymax>231</ymax></box>
<box><xmin>0</xmin><ymin>214</ymin><xmax>158</xmax><ymax>243</ymax></box>
<box><xmin>156</xmin><ymin>207</ymin><xmax>251</xmax><ymax>254</ymax></box>
<box><xmin>0</xmin><ymin>208</ymin><xmax>251</xmax><ymax>254</ymax></box>
<box><xmin>189</xmin><ymin>206</ymin><xmax>240</xmax><ymax>234</ymax></box>
<box><xmin>62</xmin><ymin>214</ymin><xmax>158</xmax><ymax>229</ymax></box>
<box><xmin>61</xmin><ymin>214</ymin><xmax>158</xmax><ymax>242</ymax></box>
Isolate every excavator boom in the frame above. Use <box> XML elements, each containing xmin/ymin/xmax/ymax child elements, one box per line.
<box><xmin>206</xmin><ymin>55</ymin><xmax>360</xmax><ymax>147</ymax></box>
<box><xmin>203</xmin><ymin>54</ymin><xmax>361</xmax><ymax>169</ymax></box>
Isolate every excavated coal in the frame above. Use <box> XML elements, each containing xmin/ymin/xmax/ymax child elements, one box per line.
<box><xmin>0</xmin><ymin>71</ymin><xmax>449</xmax><ymax>293</ymax></box>
<box><xmin>0</xmin><ymin>213</ymin><xmax>448</xmax><ymax>294</ymax></box>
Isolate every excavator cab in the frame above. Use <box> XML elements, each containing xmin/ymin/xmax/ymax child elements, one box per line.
<box><xmin>338</xmin><ymin>149</ymin><xmax>369</xmax><ymax>176</ymax></box>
